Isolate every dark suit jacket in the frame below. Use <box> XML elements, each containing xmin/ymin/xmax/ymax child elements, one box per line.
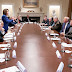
<box><xmin>24</xmin><ymin>18</ymin><xmax>31</xmax><ymax>22</ymax></box>
<box><xmin>19</xmin><ymin>20</ymin><xmax>23</xmax><ymax>23</ymax></box>
<box><xmin>51</xmin><ymin>20</ymin><xmax>62</xmax><ymax>32</ymax></box>
<box><xmin>0</xmin><ymin>31</ymin><xmax>4</xmax><ymax>42</ymax></box>
<box><xmin>65</xmin><ymin>26</ymin><xmax>72</xmax><ymax>39</ymax></box>
<box><xmin>0</xmin><ymin>31</ymin><xmax>4</xmax><ymax>37</ymax></box>
<box><xmin>60</xmin><ymin>22</ymin><xmax>70</xmax><ymax>34</ymax></box>
<box><xmin>8</xmin><ymin>21</ymin><xmax>17</xmax><ymax>27</ymax></box>
<box><xmin>42</xmin><ymin>19</ymin><xmax>49</xmax><ymax>25</ymax></box>
<box><xmin>15</xmin><ymin>19</ymin><xmax>23</xmax><ymax>23</ymax></box>
<box><xmin>2</xmin><ymin>15</ymin><xmax>13</xmax><ymax>32</ymax></box>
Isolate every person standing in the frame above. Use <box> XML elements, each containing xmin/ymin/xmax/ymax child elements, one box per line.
<box><xmin>2</xmin><ymin>9</ymin><xmax>15</xmax><ymax>33</ymax></box>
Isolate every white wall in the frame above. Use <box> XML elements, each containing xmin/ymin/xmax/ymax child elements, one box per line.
<box><xmin>0</xmin><ymin>0</ymin><xmax>69</xmax><ymax>22</ymax></box>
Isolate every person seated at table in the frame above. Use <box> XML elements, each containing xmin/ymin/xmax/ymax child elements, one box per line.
<box><xmin>0</xmin><ymin>22</ymin><xmax>4</xmax><ymax>42</ymax></box>
<box><xmin>0</xmin><ymin>21</ymin><xmax>5</xmax><ymax>35</ymax></box>
<box><xmin>65</xmin><ymin>20</ymin><xmax>72</xmax><ymax>39</ymax></box>
<box><xmin>0</xmin><ymin>32</ymin><xmax>4</xmax><ymax>42</ymax></box>
<box><xmin>42</xmin><ymin>15</ymin><xmax>49</xmax><ymax>26</ymax></box>
<box><xmin>60</xmin><ymin>17</ymin><xmax>70</xmax><ymax>36</ymax></box>
<box><xmin>2</xmin><ymin>9</ymin><xmax>16</xmax><ymax>33</ymax></box>
<box><xmin>13</xmin><ymin>16</ymin><xmax>23</xmax><ymax>23</ymax></box>
<box><xmin>17</xmin><ymin>16</ymin><xmax>23</xmax><ymax>23</ymax></box>
<box><xmin>49</xmin><ymin>16</ymin><xmax>61</xmax><ymax>32</ymax></box>
<box><xmin>24</xmin><ymin>15</ymin><xmax>31</xmax><ymax>22</ymax></box>
<box><xmin>48</xmin><ymin>17</ymin><xmax>54</xmax><ymax>26</ymax></box>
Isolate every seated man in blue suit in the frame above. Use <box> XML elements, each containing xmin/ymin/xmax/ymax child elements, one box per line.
<box><xmin>65</xmin><ymin>20</ymin><xmax>72</xmax><ymax>39</ymax></box>
<box><xmin>2</xmin><ymin>9</ymin><xmax>16</xmax><ymax>33</ymax></box>
<box><xmin>60</xmin><ymin>17</ymin><xmax>70</xmax><ymax>36</ymax></box>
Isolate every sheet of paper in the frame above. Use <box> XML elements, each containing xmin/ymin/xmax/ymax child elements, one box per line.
<box><xmin>25</xmin><ymin>22</ymin><xmax>29</xmax><ymax>24</ymax></box>
<box><xmin>45</xmin><ymin>33</ymin><xmax>48</xmax><ymax>36</ymax></box>
<box><xmin>29</xmin><ymin>22</ymin><xmax>33</xmax><ymax>24</ymax></box>
<box><xmin>50</xmin><ymin>33</ymin><xmax>59</xmax><ymax>36</ymax></box>
<box><xmin>51</xmin><ymin>37</ymin><xmax>61</xmax><ymax>41</ymax></box>
<box><xmin>10</xmin><ymin>26</ymin><xmax>14</xmax><ymax>29</ymax></box>
<box><xmin>0</xmin><ymin>59</ymin><xmax>5</xmax><ymax>63</ymax></box>
<box><xmin>65</xmin><ymin>50</ymin><xmax>72</xmax><ymax>53</ymax></box>
<box><xmin>42</xmin><ymin>28</ymin><xmax>50</xmax><ymax>30</ymax></box>
<box><xmin>4</xmin><ymin>37</ymin><xmax>13</xmax><ymax>40</ymax></box>
<box><xmin>56</xmin><ymin>50</ymin><xmax>62</xmax><ymax>59</ymax></box>
<box><xmin>17</xmin><ymin>61</ymin><xmax>27</xmax><ymax>72</ymax></box>
<box><xmin>5</xmin><ymin>33</ymin><xmax>13</xmax><ymax>36</ymax></box>
<box><xmin>0</xmin><ymin>44</ymin><xmax>11</xmax><ymax>47</ymax></box>
<box><xmin>4</xmin><ymin>35</ymin><xmax>13</xmax><ymax>38</ymax></box>
<box><xmin>17</xmin><ymin>32</ymin><xmax>20</xmax><ymax>36</ymax></box>
<box><xmin>1</xmin><ymin>48</ymin><xmax>7</xmax><ymax>50</ymax></box>
<box><xmin>4</xmin><ymin>33</ymin><xmax>13</xmax><ymax>38</ymax></box>
<box><xmin>0</xmin><ymin>66</ymin><xmax>20</xmax><ymax>72</ymax></box>
<box><xmin>61</xmin><ymin>42</ymin><xmax>72</xmax><ymax>47</ymax></box>
<box><xmin>13</xmin><ymin>42</ymin><xmax>17</xmax><ymax>48</ymax></box>
<box><xmin>0</xmin><ymin>53</ymin><xmax>5</xmax><ymax>59</ymax></box>
<box><xmin>12</xmin><ymin>50</ymin><xmax>16</xmax><ymax>58</ymax></box>
<box><xmin>52</xmin><ymin>42</ymin><xmax>57</xmax><ymax>48</ymax></box>
<box><xmin>47</xmin><ymin>36</ymin><xmax>50</xmax><ymax>40</ymax></box>
<box><xmin>56</xmin><ymin>62</ymin><xmax>64</xmax><ymax>72</ymax></box>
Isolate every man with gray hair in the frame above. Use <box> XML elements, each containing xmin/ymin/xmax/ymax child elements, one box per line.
<box><xmin>49</xmin><ymin>16</ymin><xmax>61</xmax><ymax>32</ymax></box>
<box><xmin>60</xmin><ymin>17</ymin><xmax>70</xmax><ymax>36</ymax></box>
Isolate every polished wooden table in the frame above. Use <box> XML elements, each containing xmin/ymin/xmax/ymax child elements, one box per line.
<box><xmin>0</xmin><ymin>24</ymin><xmax>72</xmax><ymax>72</ymax></box>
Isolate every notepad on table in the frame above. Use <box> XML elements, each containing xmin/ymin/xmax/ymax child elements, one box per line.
<box><xmin>50</xmin><ymin>33</ymin><xmax>59</xmax><ymax>36</ymax></box>
<box><xmin>0</xmin><ymin>66</ymin><xmax>20</xmax><ymax>72</ymax></box>
<box><xmin>0</xmin><ymin>44</ymin><xmax>11</xmax><ymax>47</ymax></box>
<box><xmin>61</xmin><ymin>42</ymin><xmax>72</xmax><ymax>47</ymax></box>
<box><xmin>51</xmin><ymin>37</ymin><xmax>61</xmax><ymax>41</ymax></box>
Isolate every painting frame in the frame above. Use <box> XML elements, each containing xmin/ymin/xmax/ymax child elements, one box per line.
<box><xmin>49</xmin><ymin>5</ymin><xmax>61</xmax><ymax>20</ymax></box>
<box><xmin>23</xmin><ymin>0</ymin><xmax>39</xmax><ymax>8</ymax></box>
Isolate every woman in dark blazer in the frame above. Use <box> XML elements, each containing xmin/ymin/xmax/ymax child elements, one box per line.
<box><xmin>2</xmin><ymin>9</ymin><xmax>13</xmax><ymax>33</ymax></box>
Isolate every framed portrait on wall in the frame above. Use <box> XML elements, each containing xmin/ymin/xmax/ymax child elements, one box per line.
<box><xmin>23</xmin><ymin>0</ymin><xmax>39</xmax><ymax>8</ymax></box>
<box><xmin>48</xmin><ymin>5</ymin><xmax>61</xmax><ymax>20</ymax></box>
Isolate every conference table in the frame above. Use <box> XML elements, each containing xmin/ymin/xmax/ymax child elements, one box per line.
<box><xmin>0</xmin><ymin>23</ymin><xmax>72</xmax><ymax>72</ymax></box>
